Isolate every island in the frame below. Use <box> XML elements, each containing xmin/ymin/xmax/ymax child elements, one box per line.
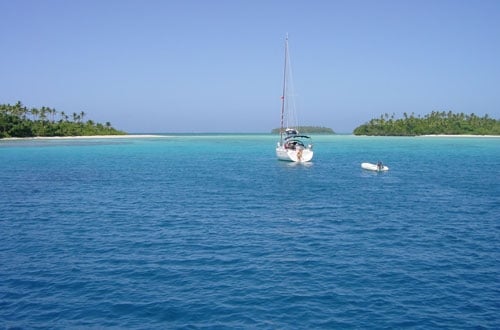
<box><xmin>353</xmin><ymin>111</ymin><xmax>500</xmax><ymax>136</ymax></box>
<box><xmin>0</xmin><ymin>101</ymin><xmax>126</xmax><ymax>138</ymax></box>
<box><xmin>271</xmin><ymin>126</ymin><xmax>335</xmax><ymax>134</ymax></box>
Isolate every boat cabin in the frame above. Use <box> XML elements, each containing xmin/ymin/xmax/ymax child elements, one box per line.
<box><xmin>284</xmin><ymin>135</ymin><xmax>311</xmax><ymax>150</ymax></box>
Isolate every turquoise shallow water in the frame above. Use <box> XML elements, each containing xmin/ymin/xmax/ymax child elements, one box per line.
<box><xmin>1</xmin><ymin>135</ymin><xmax>499</xmax><ymax>328</ymax></box>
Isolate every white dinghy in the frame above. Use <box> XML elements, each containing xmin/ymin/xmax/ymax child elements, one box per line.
<box><xmin>361</xmin><ymin>162</ymin><xmax>389</xmax><ymax>172</ymax></box>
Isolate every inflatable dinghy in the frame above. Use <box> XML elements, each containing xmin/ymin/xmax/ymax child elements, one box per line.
<box><xmin>361</xmin><ymin>162</ymin><xmax>389</xmax><ymax>172</ymax></box>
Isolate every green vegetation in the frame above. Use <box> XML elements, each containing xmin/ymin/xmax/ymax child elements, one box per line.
<box><xmin>0</xmin><ymin>101</ymin><xmax>126</xmax><ymax>138</ymax></box>
<box><xmin>272</xmin><ymin>126</ymin><xmax>335</xmax><ymax>134</ymax></box>
<box><xmin>353</xmin><ymin>111</ymin><xmax>500</xmax><ymax>136</ymax></box>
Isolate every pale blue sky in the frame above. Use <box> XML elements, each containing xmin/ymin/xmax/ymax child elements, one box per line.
<box><xmin>1</xmin><ymin>0</ymin><xmax>499</xmax><ymax>133</ymax></box>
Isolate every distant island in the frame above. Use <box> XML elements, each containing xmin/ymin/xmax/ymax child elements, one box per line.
<box><xmin>0</xmin><ymin>101</ymin><xmax>126</xmax><ymax>138</ymax></box>
<box><xmin>353</xmin><ymin>111</ymin><xmax>500</xmax><ymax>136</ymax></box>
<box><xmin>271</xmin><ymin>126</ymin><xmax>335</xmax><ymax>134</ymax></box>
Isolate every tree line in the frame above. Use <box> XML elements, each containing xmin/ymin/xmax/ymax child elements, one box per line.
<box><xmin>0</xmin><ymin>101</ymin><xmax>126</xmax><ymax>138</ymax></box>
<box><xmin>271</xmin><ymin>126</ymin><xmax>335</xmax><ymax>134</ymax></box>
<box><xmin>353</xmin><ymin>111</ymin><xmax>500</xmax><ymax>136</ymax></box>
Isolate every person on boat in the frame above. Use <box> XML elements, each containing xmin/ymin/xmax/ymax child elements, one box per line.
<box><xmin>297</xmin><ymin>149</ymin><xmax>303</xmax><ymax>161</ymax></box>
<box><xmin>285</xmin><ymin>141</ymin><xmax>297</xmax><ymax>149</ymax></box>
<box><xmin>377</xmin><ymin>161</ymin><xmax>383</xmax><ymax>170</ymax></box>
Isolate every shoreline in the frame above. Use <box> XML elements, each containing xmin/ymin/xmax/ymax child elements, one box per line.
<box><xmin>354</xmin><ymin>134</ymin><xmax>500</xmax><ymax>138</ymax></box>
<box><xmin>0</xmin><ymin>134</ymin><xmax>168</xmax><ymax>141</ymax></box>
<box><xmin>419</xmin><ymin>134</ymin><xmax>500</xmax><ymax>138</ymax></box>
<box><xmin>2</xmin><ymin>134</ymin><xmax>499</xmax><ymax>141</ymax></box>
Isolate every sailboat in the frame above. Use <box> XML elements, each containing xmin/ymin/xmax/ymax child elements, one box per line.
<box><xmin>275</xmin><ymin>36</ymin><xmax>314</xmax><ymax>162</ymax></box>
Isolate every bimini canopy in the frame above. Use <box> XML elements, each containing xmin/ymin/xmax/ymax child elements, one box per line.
<box><xmin>284</xmin><ymin>135</ymin><xmax>311</xmax><ymax>141</ymax></box>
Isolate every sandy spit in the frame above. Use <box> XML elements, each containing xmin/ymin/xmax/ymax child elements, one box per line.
<box><xmin>419</xmin><ymin>134</ymin><xmax>500</xmax><ymax>138</ymax></box>
<box><xmin>0</xmin><ymin>134</ymin><xmax>169</xmax><ymax>141</ymax></box>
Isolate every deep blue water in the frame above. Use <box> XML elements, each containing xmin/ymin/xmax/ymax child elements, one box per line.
<box><xmin>1</xmin><ymin>135</ymin><xmax>499</xmax><ymax>329</ymax></box>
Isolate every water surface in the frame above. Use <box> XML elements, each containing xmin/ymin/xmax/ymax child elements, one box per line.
<box><xmin>1</xmin><ymin>135</ymin><xmax>499</xmax><ymax>328</ymax></box>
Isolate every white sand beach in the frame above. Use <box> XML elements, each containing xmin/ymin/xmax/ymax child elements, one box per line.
<box><xmin>0</xmin><ymin>134</ymin><xmax>169</xmax><ymax>141</ymax></box>
<box><xmin>420</xmin><ymin>134</ymin><xmax>500</xmax><ymax>138</ymax></box>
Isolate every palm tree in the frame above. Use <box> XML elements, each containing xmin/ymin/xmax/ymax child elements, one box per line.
<box><xmin>51</xmin><ymin>108</ymin><xmax>57</xmax><ymax>122</ymax></box>
<box><xmin>13</xmin><ymin>101</ymin><xmax>23</xmax><ymax>117</ymax></box>
<box><xmin>39</xmin><ymin>107</ymin><xmax>47</xmax><ymax>122</ymax></box>
<box><xmin>31</xmin><ymin>108</ymin><xmax>39</xmax><ymax>121</ymax></box>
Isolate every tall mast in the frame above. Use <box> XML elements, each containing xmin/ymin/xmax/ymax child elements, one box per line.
<box><xmin>280</xmin><ymin>35</ymin><xmax>288</xmax><ymax>144</ymax></box>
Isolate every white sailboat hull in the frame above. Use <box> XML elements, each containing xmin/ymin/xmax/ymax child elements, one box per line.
<box><xmin>361</xmin><ymin>162</ymin><xmax>389</xmax><ymax>172</ymax></box>
<box><xmin>276</xmin><ymin>146</ymin><xmax>314</xmax><ymax>162</ymax></box>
